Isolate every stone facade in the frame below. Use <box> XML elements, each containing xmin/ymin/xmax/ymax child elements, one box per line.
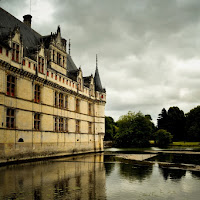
<box><xmin>0</xmin><ymin>8</ymin><xmax>106</xmax><ymax>163</ymax></box>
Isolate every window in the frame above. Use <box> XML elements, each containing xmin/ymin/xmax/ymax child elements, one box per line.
<box><xmin>6</xmin><ymin>108</ymin><xmax>15</xmax><ymax>128</ymax></box>
<box><xmin>88</xmin><ymin>103</ymin><xmax>92</xmax><ymax>116</ymax></box>
<box><xmin>65</xmin><ymin>118</ymin><xmax>68</xmax><ymax>132</ymax></box>
<box><xmin>0</xmin><ymin>46</ymin><xmax>2</xmax><ymax>54</ymax></box>
<box><xmin>12</xmin><ymin>43</ymin><xmax>19</xmax><ymax>62</ymax></box>
<box><xmin>65</xmin><ymin>95</ymin><xmax>68</xmax><ymax>109</ymax></box>
<box><xmin>59</xmin><ymin>117</ymin><xmax>64</xmax><ymax>132</ymax></box>
<box><xmin>28</xmin><ymin>62</ymin><xmax>31</xmax><ymax>68</ymax></box>
<box><xmin>59</xmin><ymin>93</ymin><xmax>64</xmax><ymax>109</ymax></box>
<box><xmin>38</xmin><ymin>57</ymin><xmax>44</xmax><ymax>73</ymax></box>
<box><xmin>51</xmin><ymin>72</ymin><xmax>53</xmax><ymax>78</ymax></box>
<box><xmin>47</xmin><ymin>71</ymin><xmax>49</xmax><ymax>76</ymax></box>
<box><xmin>63</xmin><ymin>57</ymin><xmax>65</xmax><ymax>67</ymax></box>
<box><xmin>59</xmin><ymin>76</ymin><xmax>61</xmax><ymax>82</ymax></box>
<box><xmin>57</xmin><ymin>52</ymin><xmax>61</xmax><ymax>65</ymax></box>
<box><xmin>7</xmin><ymin>75</ymin><xmax>15</xmax><ymax>96</ymax></box>
<box><xmin>55</xmin><ymin>75</ymin><xmax>57</xmax><ymax>80</ymax></box>
<box><xmin>54</xmin><ymin>117</ymin><xmax>58</xmax><ymax>132</ymax></box>
<box><xmin>75</xmin><ymin>99</ymin><xmax>80</xmax><ymax>113</ymax></box>
<box><xmin>53</xmin><ymin>50</ymin><xmax>55</xmax><ymax>62</ymax></box>
<box><xmin>22</xmin><ymin>59</ymin><xmax>25</xmax><ymax>66</ymax></box>
<box><xmin>88</xmin><ymin>122</ymin><xmax>92</xmax><ymax>134</ymax></box>
<box><xmin>34</xmin><ymin>84</ymin><xmax>40</xmax><ymax>103</ymax></box>
<box><xmin>33</xmin><ymin>64</ymin><xmax>36</xmax><ymax>70</ymax></box>
<box><xmin>6</xmin><ymin>50</ymin><xmax>9</xmax><ymax>57</ymax></box>
<box><xmin>34</xmin><ymin>113</ymin><xmax>40</xmax><ymax>130</ymax></box>
<box><xmin>76</xmin><ymin>120</ymin><xmax>80</xmax><ymax>133</ymax></box>
<box><xmin>63</xmin><ymin>78</ymin><xmax>65</xmax><ymax>83</ymax></box>
<box><xmin>55</xmin><ymin>91</ymin><xmax>58</xmax><ymax>107</ymax></box>
<box><xmin>78</xmin><ymin>78</ymin><xmax>82</xmax><ymax>91</ymax></box>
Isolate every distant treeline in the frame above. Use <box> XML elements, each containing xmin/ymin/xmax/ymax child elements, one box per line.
<box><xmin>105</xmin><ymin>105</ymin><xmax>200</xmax><ymax>147</ymax></box>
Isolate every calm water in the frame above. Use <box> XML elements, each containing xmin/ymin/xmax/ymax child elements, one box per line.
<box><xmin>0</xmin><ymin>150</ymin><xmax>200</xmax><ymax>200</ymax></box>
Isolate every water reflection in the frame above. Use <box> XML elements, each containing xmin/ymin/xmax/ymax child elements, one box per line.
<box><xmin>159</xmin><ymin>167</ymin><xmax>186</xmax><ymax>181</ymax></box>
<box><xmin>1</xmin><ymin>152</ymin><xmax>200</xmax><ymax>200</ymax></box>
<box><xmin>0</xmin><ymin>154</ymin><xmax>106</xmax><ymax>200</ymax></box>
<box><xmin>119</xmin><ymin>163</ymin><xmax>152</xmax><ymax>182</ymax></box>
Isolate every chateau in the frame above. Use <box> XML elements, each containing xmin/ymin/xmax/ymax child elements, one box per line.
<box><xmin>0</xmin><ymin>8</ymin><xmax>106</xmax><ymax>162</ymax></box>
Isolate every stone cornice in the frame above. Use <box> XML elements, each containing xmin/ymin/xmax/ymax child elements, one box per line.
<box><xmin>0</xmin><ymin>59</ymin><xmax>106</xmax><ymax>103</ymax></box>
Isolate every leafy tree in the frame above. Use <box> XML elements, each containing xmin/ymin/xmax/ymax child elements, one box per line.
<box><xmin>185</xmin><ymin>106</ymin><xmax>200</xmax><ymax>141</ymax></box>
<box><xmin>104</xmin><ymin>116</ymin><xmax>117</xmax><ymax>141</ymax></box>
<box><xmin>145</xmin><ymin>114</ymin><xmax>156</xmax><ymax>139</ymax></box>
<box><xmin>167</xmin><ymin>107</ymin><xmax>185</xmax><ymax>141</ymax></box>
<box><xmin>157</xmin><ymin>107</ymin><xmax>185</xmax><ymax>141</ymax></box>
<box><xmin>114</xmin><ymin>111</ymin><xmax>153</xmax><ymax>147</ymax></box>
<box><xmin>154</xmin><ymin>129</ymin><xmax>173</xmax><ymax>147</ymax></box>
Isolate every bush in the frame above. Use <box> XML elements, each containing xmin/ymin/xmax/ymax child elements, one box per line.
<box><xmin>154</xmin><ymin>129</ymin><xmax>173</xmax><ymax>147</ymax></box>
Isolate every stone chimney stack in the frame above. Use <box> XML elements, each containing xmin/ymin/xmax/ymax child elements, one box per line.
<box><xmin>23</xmin><ymin>14</ymin><xmax>32</xmax><ymax>27</ymax></box>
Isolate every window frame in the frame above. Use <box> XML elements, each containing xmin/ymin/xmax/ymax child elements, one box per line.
<box><xmin>12</xmin><ymin>42</ymin><xmax>19</xmax><ymax>63</ymax></box>
<box><xmin>76</xmin><ymin>120</ymin><xmax>80</xmax><ymax>133</ymax></box>
<box><xmin>59</xmin><ymin>117</ymin><xmax>64</xmax><ymax>132</ymax></box>
<box><xmin>6</xmin><ymin>108</ymin><xmax>15</xmax><ymax>129</ymax></box>
<box><xmin>34</xmin><ymin>113</ymin><xmax>40</xmax><ymax>131</ymax></box>
<box><xmin>76</xmin><ymin>98</ymin><xmax>80</xmax><ymax>113</ymax></box>
<box><xmin>7</xmin><ymin>75</ymin><xmax>16</xmax><ymax>97</ymax></box>
<box><xmin>59</xmin><ymin>93</ymin><xmax>64</xmax><ymax>109</ymax></box>
<box><xmin>34</xmin><ymin>84</ymin><xmax>40</xmax><ymax>103</ymax></box>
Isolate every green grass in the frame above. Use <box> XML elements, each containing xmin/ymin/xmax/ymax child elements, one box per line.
<box><xmin>171</xmin><ymin>141</ymin><xmax>200</xmax><ymax>146</ymax></box>
<box><xmin>149</xmin><ymin>140</ymin><xmax>200</xmax><ymax>146</ymax></box>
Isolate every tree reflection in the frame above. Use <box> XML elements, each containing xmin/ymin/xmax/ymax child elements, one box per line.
<box><xmin>159</xmin><ymin>167</ymin><xmax>186</xmax><ymax>181</ymax></box>
<box><xmin>191</xmin><ymin>171</ymin><xmax>200</xmax><ymax>179</ymax></box>
<box><xmin>119</xmin><ymin>163</ymin><xmax>153</xmax><ymax>182</ymax></box>
<box><xmin>104</xmin><ymin>163</ymin><xmax>115</xmax><ymax>176</ymax></box>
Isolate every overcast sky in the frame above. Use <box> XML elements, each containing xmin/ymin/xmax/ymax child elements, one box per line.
<box><xmin>2</xmin><ymin>0</ymin><xmax>200</xmax><ymax>124</ymax></box>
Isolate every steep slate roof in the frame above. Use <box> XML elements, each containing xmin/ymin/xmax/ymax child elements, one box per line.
<box><xmin>0</xmin><ymin>7</ymin><xmax>41</xmax><ymax>50</ymax></box>
<box><xmin>67</xmin><ymin>55</ymin><xmax>78</xmax><ymax>72</ymax></box>
<box><xmin>94</xmin><ymin>66</ymin><xmax>103</xmax><ymax>92</ymax></box>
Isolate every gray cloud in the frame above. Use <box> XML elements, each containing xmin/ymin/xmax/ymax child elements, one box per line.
<box><xmin>2</xmin><ymin>0</ymin><xmax>200</xmax><ymax>123</ymax></box>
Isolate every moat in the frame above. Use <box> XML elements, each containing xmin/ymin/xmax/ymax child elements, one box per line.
<box><xmin>1</xmin><ymin>148</ymin><xmax>200</xmax><ymax>200</ymax></box>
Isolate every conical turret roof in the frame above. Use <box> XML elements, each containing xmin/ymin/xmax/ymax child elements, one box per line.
<box><xmin>94</xmin><ymin>66</ymin><xmax>103</xmax><ymax>92</ymax></box>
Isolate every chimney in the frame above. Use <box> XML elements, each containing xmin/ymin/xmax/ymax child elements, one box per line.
<box><xmin>23</xmin><ymin>14</ymin><xmax>32</xmax><ymax>27</ymax></box>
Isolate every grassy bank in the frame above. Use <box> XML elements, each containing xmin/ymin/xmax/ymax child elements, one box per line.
<box><xmin>170</xmin><ymin>141</ymin><xmax>200</xmax><ymax>146</ymax></box>
<box><xmin>150</xmin><ymin>140</ymin><xmax>200</xmax><ymax>146</ymax></box>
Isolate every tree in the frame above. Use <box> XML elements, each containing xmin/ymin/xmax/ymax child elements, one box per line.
<box><xmin>157</xmin><ymin>107</ymin><xmax>185</xmax><ymax>141</ymax></box>
<box><xmin>104</xmin><ymin>116</ymin><xmax>117</xmax><ymax>141</ymax></box>
<box><xmin>185</xmin><ymin>106</ymin><xmax>200</xmax><ymax>141</ymax></box>
<box><xmin>157</xmin><ymin>108</ymin><xmax>169</xmax><ymax>130</ymax></box>
<box><xmin>167</xmin><ymin>107</ymin><xmax>185</xmax><ymax>141</ymax></box>
<box><xmin>114</xmin><ymin>111</ymin><xmax>154</xmax><ymax>147</ymax></box>
<box><xmin>154</xmin><ymin>129</ymin><xmax>173</xmax><ymax>147</ymax></box>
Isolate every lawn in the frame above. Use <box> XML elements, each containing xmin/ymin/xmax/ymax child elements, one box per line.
<box><xmin>149</xmin><ymin>140</ymin><xmax>200</xmax><ymax>146</ymax></box>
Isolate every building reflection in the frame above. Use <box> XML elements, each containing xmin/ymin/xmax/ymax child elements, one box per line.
<box><xmin>0</xmin><ymin>154</ymin><xmax>106</xmax><ymax>200</ymax></box>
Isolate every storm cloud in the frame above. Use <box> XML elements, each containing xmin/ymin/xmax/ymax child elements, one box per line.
<box><xmin>2</xmin><ymin>0</ymin><xmax>200</xmax><ymax>123</ymax></box>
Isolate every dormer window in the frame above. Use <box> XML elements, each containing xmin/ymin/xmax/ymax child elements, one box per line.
<box><xmin>12</xmin><ymin>43</ymin><xmax>19</xmax><ymax>62</ymax></box>
<box><xmin>63</xmin><ymin>57</ymin><xmax>65</xmax><ymax>67</ymax></box>
<box><xmin>78</xmin><ymin>78</ymin><xmax>82</xmax><ymax>91</ymax></box>
<box><xmin>53</xmin><ymin>50</ymin><xmax>55</xmax><ymax>62</ymax></box>
<box><xmin>38</xmin><ymin>57</ymin><xmax>44</xmax><ymax>73</ymax></box>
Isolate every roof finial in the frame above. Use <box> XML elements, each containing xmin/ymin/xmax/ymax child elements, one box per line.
<box><xmin>69</xmin><ymin>39</ymin><xmax>71</xmax><ymax>55</ymax></box>
<box><xmin>96</xmin><ymin>54</ymin><xmax>98</xmax><ymax>69</ymax></box>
